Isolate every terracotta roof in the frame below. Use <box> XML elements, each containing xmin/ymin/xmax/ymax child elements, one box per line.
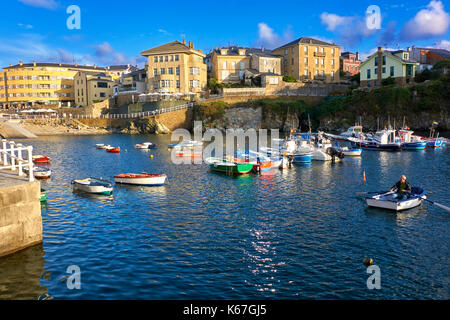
<box><xmin>140</xmin><ymin>40</ymin><xmax>205</xmax><ymax>57</ymax></box>
<box><xmin>274</xmin><ymin>37</ymin><xmax>339</xmax><ymax>50</ymax></box>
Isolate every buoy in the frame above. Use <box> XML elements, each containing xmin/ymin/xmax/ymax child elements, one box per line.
<box><xmin>363</xmin><ymin>258</ymin><xmax>373</xmax><ymax>266</ymax></box>
<box><xmin>150</xmin><ymin>155</ymin><xmax>154</xmax><ymax>158</ymax></box>
<box><xmin>363</xmin><ymin>171</ymin><xmax>367</xmax><ymax>183</ymax></box>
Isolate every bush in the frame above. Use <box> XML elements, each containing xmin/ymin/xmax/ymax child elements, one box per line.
<box><xmin>196</xmin><ymin>101</ymin><xmax>228</xmax><ymax>120</ymax></box>
<box><xmin>282</xmin><ymin>75</ymin><xmax>297</xmax><ymax>83</ymax></box>
<box><xmin>381</xmin><ymin>77</ymin><xmax>395</xmax><ymax>86</ymax></box>
<box><xmin>207</xmin><ymin>77</ymin><xmax>223</xmax><ymax>94</ymax></box>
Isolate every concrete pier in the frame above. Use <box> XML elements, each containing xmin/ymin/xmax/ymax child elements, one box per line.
<box><xmin>0</xmin><ymin>170</ymin><xmax>42</xmax><ymax>257</ymax></box>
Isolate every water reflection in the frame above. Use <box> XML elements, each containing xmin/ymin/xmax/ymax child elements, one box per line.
<box><xmin>0</xmin><ymin>244</ymin><xmax>47</xmax><ymax>300</ymax></box>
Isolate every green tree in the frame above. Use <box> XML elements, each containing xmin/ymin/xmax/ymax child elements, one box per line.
<box><xmin>283</xmin><ymin>75</ymin><xmax>297</xmax><ymax>83</ymax></box>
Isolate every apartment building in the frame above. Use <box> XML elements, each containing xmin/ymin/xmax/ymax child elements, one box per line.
<box><xmin>0</xmin><ymin>61</ymin><xmax>126</xmax><ymax>108</ymax></box>
<box><xmin>140</xmin><ymin>40</ymin><xmax>207</xmax><ymax>95</ymax></box>
<box><xmin>340</xmin><ymin>52</ymin><xmax>361</xmax><ymax>76</ymax></box>
<box><xmin>209</xmin><ymin>46</ymin><xmax>282</xmax><ymax>84</ymax></box>
<box><xmin>272</xmin><ymin>37</ymin><xmax>341</xmax><ymax>83</ymax></box>
<box><xmin>360</xmin><ymin>47</ymin><xmax>419</xmax><ymax>88</ymax></box>
<box><xmin>74</xmin><ymin>71</ymin><xmax>117</xmax><ymax>107</ymax></box>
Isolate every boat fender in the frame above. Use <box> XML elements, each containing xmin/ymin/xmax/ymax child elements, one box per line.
<box><xmin>363</xmin><ymin>258</ymin><xmax>374</xmax><ymax>266</ymax></box>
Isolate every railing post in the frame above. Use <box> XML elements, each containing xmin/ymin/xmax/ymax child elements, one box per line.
<box><xmin>1</xmin><ymin>139</ymin><xmax>7</xmax><ymax>165</ymax></box>
<box><xmin>17</xmin><ymin>143</ymin><xmax>23</xmax><ymax>176</ymax></box>
<box><xmin>27</xmin><ymin>146</ymin><xmax>34</xmax><ymax>182</ymax></box>
<box><xmin>9</xmin><ymin>141</ymin><xmax>16</xmax><ymax>171</ymax></box>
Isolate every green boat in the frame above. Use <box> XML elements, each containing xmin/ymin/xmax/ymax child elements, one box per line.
<box><xmin>205</xmin><ymin>157</ymin><xmax>253</xmax><ymax>175</ymax></box>
<box><xmin>40</xmin><ymin>189</ymin><xmax>47</xmax><ymax>202</ymax></box>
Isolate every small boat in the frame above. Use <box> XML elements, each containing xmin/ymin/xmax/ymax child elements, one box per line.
<box><xmin>175</xmin><ymin>149</ymin><xmax>202</xmax><ymax>157</ymax></box>
<box><xmin>114</xmin><ymin>172</ymin><xmax>167</xmax><ymax>186</ymax></box>
<box><xmin>135</xmin><ymin>142</ymin><xmax>156</xmax><ymax>149</ymax></box>
<box><xmin>106</xmin><ymin>147</ymin><xmax>121</xmax><ymax>153</ymax></box>
<box><xmin>205</xmin><ymin>157</ymin><xmax>253</xmax><ymax>175</ymax></box>
<box><xmin>32</xmin><ymin>155</ymin><xmax>51</xmax><ymax>164</ymax></box>
<box><xmin>96</xmin><ymin>144</ymin><xmax>111</xmax><ymax>149</ymax></box>
<box><xmin>40</xmin><ymin>188</ymin><xmax>47</xmax><ymax>202</ymax></box>
<box><xmin>24</xmin><ymin>166</ymin><xmax>52</xmax><ymax>179</ymax></box>
<box><xmin>350</xmin><ymin>129</ymin><xmax>401</xmax><ymax>151</ymax></box>
<box><xmin>365</xmin><ymin>187</ymin><xmax>426</xmax><ymax>211</ymax></box>
<box><xmin>337</xmin><ymin>146</ymin><xmax>362</xmax><ymax>156</ymax></box>
<box><xmin>293</xmin><ymin>151</ymin><xmax>313</xmax><ymax>163</ymax></box>
<box><xmin>72</xmin><ymin>178</ymin><xmax>114</xmax><ymax>195</ymax></box>
<box><xmin>169</xmin><ymin>140</ymin><xmax>203</xmax><ymax>149</ymax></box>
<box><xmin>398</xmin><ymin>129</ymin><xmax>426</xmax><ymax>150</ymax></box>
<box><xmin>425</xmin><ymin>138</ymin><xmax>443</xmax><ymax>149</ymax></box>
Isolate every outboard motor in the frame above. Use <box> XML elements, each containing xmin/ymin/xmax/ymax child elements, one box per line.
<box><xmin>326</xmin><ymin>147</ymin><xmax>345</xmax><ymax>162</ymax></box>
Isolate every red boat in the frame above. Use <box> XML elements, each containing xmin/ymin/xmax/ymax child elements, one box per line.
<box><xmin>32</xmin><ymin>155</ymin><xmax>51</xmax><ymax>164</ymax></box>
<box><xmin>106</xmin><ymin>147</ymin><xmax>121</xmax><ymax>154</ymax></box>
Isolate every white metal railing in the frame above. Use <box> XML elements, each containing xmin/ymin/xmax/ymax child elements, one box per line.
<box><xmin>0</xmin><ymin>102</ymin><xmax>195</xmax><ymax>121</ymax></box>
<box><xmin>0</xmin><ymin>139</ymin><xmax>34</xmax><ymax>182</ymax></box>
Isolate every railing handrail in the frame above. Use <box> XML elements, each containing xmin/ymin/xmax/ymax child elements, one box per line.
<box><xmin>0</xmin><ymin>139</ymin><xmax>34</xmax><ymax>182</ymax></box>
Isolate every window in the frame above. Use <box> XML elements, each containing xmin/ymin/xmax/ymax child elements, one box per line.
<box><xmin>154</xmin><ymin>57</ymin><xmax>158</xmax><ymax>63</ymax></box>
<box><xmin>331</xmin><ymin>71</ymin><xmax>335</xmax><ymax>78</ymax></box>
<box><xmin>382</xmin><ymin>67</ymin><xmax>386</xmax><ymax>73</ymax></box>
<box><xmin>304</xmin><ymin>69</ymin><xmax>308</xmax><ymax>77</ymax></box>
<box><xmin>375</xmin><ymin>57</ymin><xmax>378</xmax><ymax>66</ymax></box>
<box><xmin>382</xmin><ymin>56</ymin><xmax>386</xmax><ymax>65</ymax></box>
<box><xmin>170</xmin><ymin>55</ymin><xmax>174</xmax><ymax>61</ymax></box>
<box><xmin>154</xmin><ymin>68</ymin><xmax>158</xmax><ymax>76</ymax></box>
<box><xmin>231</xmin><ymin>61</ymin><xmax>236</xmax><ymax>68</ymax></box>
<box><xmin>190</xmin><ymin>67</ymin><xmax>200</xmax><ymax>75</ymax></box>
<box><xmin>315</xmin><ymin>47</ymin><xmax>318</xmax><ymax>53</ymax></box>
<box><xmin>153</xmin><ymin>82</ymin><xmax>158</xmax><ymax>89</ymax></box>
<box><xmin>176</xmin><ymin>67</ymin><xmax>180</xmax><ymax>75</ymax></box>
<box><xmin>320</xmin><ymin>47</ymin><xmax>324</xmax><ymax>53</ymax></box>
<box><xmin>97</xmin><ymin>82</ymin><xmax>108</xmax><ymax>88</ymax></box>
<box><xmin>321</xmin><ymin>70</ymin><xmax>325</xmax><ymax>76</ymax></box>
<box><xmin>168</xmin><ymin>68</ymin><xmax>173</xmax><ymax>75</ymax></box>
<box><xmin>304</xmin><ymin>46</ymin><xmax>308</xmax><ymax>53</ymax></box>
<box><xmin>160</xmin><ymin>68</ymin><xmax>166</xmax><ymax>75</ymax></box>
<box><xmin>406</xmin><ymin>65</ymin><xmax>413</xmax><ymax>76</ymax></box>
<box><xmin>165</xmin><ymin>56</ymin><xmax>168</xmax><ymax>62</ymax></box>
<box><xmin>304</xmin><ymin>57</ymin><xmax>308</xmax><ymax>65</ymax></box>
<box><xmin>331</xmin><ymin>48</ymin><xmax>335</xmax><ymax>56</ymax></box>
<box><xmin>176</xmin><ymin>80</ymin><xmax>180</xmax><ymax>88</ymax></box>
<box><xmin>375</xmin><ymin>68</ymin><xmax>378</xmax><ymax>74</ymax></box>
<box><xmin>315</xmin><ymin>58</ymin><xmax>318</xmax><ymax>66</ymax></box>
<box><xmin>331</xmin><ymin>59</ymin><xmax>334</xmax><ymax>66</ymax></box>
<box><xmin>291</xmin><ymin>47</ymin><xmax>295</xmax><ymax>53</ymax></box>
<box><xmin>321</xmin><ymin>59</ymin><xmax>324</xmax><ymax>66</ymax></box>
<box><xmin>390</xmin><ymin>66</ymin><xmax>394</xmax><ymax>77</ymax></box>
<box><xmin>190</xmin><ymin>80</ymin><xmax>199</xmax><ymax>88</ymax></box>
<box><xmin>159</xmin><ymin>56</ymin><xmax>163</xmax><ymax>62</ymax></box>
<box><xmin>315</xmin><ymin>70</ymin><xmax>319</xmax><ymax>76</ymax></box>
<box><xmin>367</xmin><ymin>69</ymin><xmax>371</xmax><ymax>79</ymax></box>
<box><xmin>240</xmin><ymin>62</ymin><xmax>245</xmax><ymax>69</ymax></box>
<box><xmin>175</xmin><ymin>55</ymin><xmax>179</xmax><ymax>61</ymax></box>
<box><xmin>291</xmin><ymin>58</ymin><xmax>294</xmax><ymax>65</ymax></box>
<box><xmin>100</xmin><ymin>92</ymin><xmax>106</xmax><ymax>98</ymax></box>
<box><xmin>223</xmin><ymin>61</ymin><xmax>227</xmax><ymax>69</ymax></box>
<box><xmin>284</xmin><ymin>49</ymin><xmax>288</xmax><ymax>55</ymax></box>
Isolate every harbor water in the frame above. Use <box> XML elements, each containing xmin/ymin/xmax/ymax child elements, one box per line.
<box><xmin>0</xmin><ymin>134</ymin><xmax>449</xmax><ymax>299</ymax></box>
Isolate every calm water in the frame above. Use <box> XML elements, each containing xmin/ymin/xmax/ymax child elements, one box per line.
<box><xmin>0</xmin><ymin>134</ymin><xmax>449</xmax><ymax>300</ymax></box>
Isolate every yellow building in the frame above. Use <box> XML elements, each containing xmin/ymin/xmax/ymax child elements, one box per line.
<box><xmin>272</xmin><ymin>37</ymin><xmax>341</xmax><ymax>83</ymax></box>
<box><xmin>210</xmin><ymin>46</ymin><xmax>281</xmax><ymax>83</ymax></box>
<box><xmin>140</xmin><ymin>40</ymin><xmax>207</xmax><ymax>96</ymax></box>
<box><xmin>0</xmin><ymin>62</ymin><xmax>130</xmax><ymax>109</ymax></box>
<box><xmin>74</xmin><ymin>71</ymin><xmax>117</xmax><ymax>107</ymax></box>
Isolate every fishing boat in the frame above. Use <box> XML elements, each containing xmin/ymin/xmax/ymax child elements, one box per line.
<box><xmin>24</xmin><ymin>166</ymin><xmax>52</xmax><ymax>179</ymax></box>
<box><xmin>135</xmin><ymin>142</ymin><xmax>156</xmax><ymax>149</ymax></box>
<box><xmin>40</xmin><ymin>188</ymin><xmax>47</xmax><ymax>202</ymax></box>
<box><xmin>169</xmin><ymin>140</ymin><xmax>203</xmax><ymax>149</ymax></box>
<box><xmin>114</xmin><ymin>172</ymin><xmax>167</xmax><ymax>186</ymax></box>
<box><xmin>425</xmin><ymin>138</ymin><xmax>443</xmax><ymax>149</ymax></box>
<box><xmin>337</xmin><ymin>146</ymin><xmax>362</xmax><ymax>156</ymax></box>
<box><xmin>234</xmin><ymin>151</ymin><xmax>274</xmax><ymax>172</ymax></box>
<box><xmin>72</xmin><ymin>178</ymin><xmax>114</xmax><ymax>195</ymax></box>
<box><xmin>106</xmin><ymin>147</ymin><xmax>121</xmax><ymax>153</ymax></box>
<box><xmin>96</xmin><ymin>144</ymin><xmax>111</xmax><ymax>149</ymax></box>
<box><xmin>205</xmin><ymin>157</ymin><xmax>253</xmax><ymax>175</ymax></box>
<box><xmin>365</xmin><ymin>187</ymin><xmax>426</xmax><ymax>211</ymax></box>
<box><xmin>32</xmin><ymin>155</ymin><xmax>51</xmax><ymax>164</ymax></box>
<box><xmin>350</xmin><ymin>129</ymin><xmax>401</xmax><ymax>151</ymax></box>
<box><xmin>310</xmin><ymin>133</ymin><xmax>344</xmax><ymax>161</ymax></box>
<box><xmin>398</xmin><ymin>128</ymin><xmax>426</xmax><ymax>150</ymax></box>
<box><xmin>293</xmin><ymin>150</ymin><xmax>313</xmax><ymax>163</ymax></box>
<box><xmin>339</xmin><ymin>125</ymin><xmax>366</xmax><ymax>140</ymax></box>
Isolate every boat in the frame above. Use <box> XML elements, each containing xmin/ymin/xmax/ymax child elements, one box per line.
<box><xmin>72</xmin><ymin>178</ymin><xmax>114</xmax><ymax>195</ymax></box>
<box><xmin>350</xmin><ymin>129</ymin><xmax>401</xmax><ymax>151</ymax></box>
<box><xmin>96</xmin><ymin>144</ymin><xmax>111</xmax><ymax>149</ymax></box>
<box><xmin>310</xmin><ymin>133</ymin><xmax>344</xmax><ymax>161</ymax></box>
<box><xmin>425</xmin><ymin>138</ymin><xmax>443</xmax><ymax>149</ymax></box>
<box><xmin>135</xmin><ymin>142</ymin><xmax>156</xmax><ymax>149</ymax></box>
<box><xmin>293</xmin><ymin>150</ymin><xmax>313</xmax><ymax>163</ymax></box>
<box><xmin>24</xmin><ymin>166</ymin><xmax>52</xmax><ymax>179</ymax></box>
<box><xmin>234</xmin><ymin>151</ymin><xmax>274</xmax><ymax>172</ymax></box>
<box><xmin>40</xmin><ymin>188</ymin><xmax>47</xmax><ymax>202</ymax></box>
<box><xmin>114</xmin><ymin>172</ymin><xmax>167</xmax><ymax>186</ymax></box>
<box><xmin>337</xmin><ymin>146</ymin><xmax>362</xmax><ymax>156</ymax></box>
<box><xmin>398</xmin><ymin>129</ymin><xmax>426</xmax><ymax>150</ymax></box>
<box><xmin>365</xmin><ymin>187</ymin><xmax>426</xmax><ymax>211</ymax></box>
<box><xmin>169</xmin><ymin>140</ymin><xmax>203</xmax><ymax>149</ymax></box>
<box><xmin>32</xmin><ymin>155</ymin><xmax>51</xmax><ymax>164</ymax></box>
<box><xmin>339</xmin><ymin>125</ymin><xmax>366</xmax><ymax>140</ymax></box>
<box><xmin>205</xmin><ymin>157</ymin><xmax>253</xmax><ymax>175</ymax></box>
<box><xmin>175</xmin><ymin>149</ymin><xmax>202</xmax><ymax>158</ymax></box>
<box><xmin>106</xmin><ymin>147</ymin><xmax>121</xmax><ymax>153</ymax></box>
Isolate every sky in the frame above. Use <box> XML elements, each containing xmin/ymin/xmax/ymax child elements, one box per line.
<box><xmin>1</xmin><ymin>0</ymin><xmax>449</xmax><ymax>68</ymax></box>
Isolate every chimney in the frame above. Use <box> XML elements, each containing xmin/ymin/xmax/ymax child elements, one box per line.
<box><xmin>33</xmin><ymin>61</ymin><xmax>37</xmax><ymax>67</ymax></box>
<box><xmin>407</xmin><ymin>47</ymin><xmax>410</xmax><ymax>52</ymax></box>
<box><xmin>261</xmin><ymin>45</ymin><xmax>264</xmax><ymax>52</ymax></box>
<box><xmin>378</xmin><ymin>46</ymin><xmax>383</xmax><ymax>52</ymax></box>
<box><xmin>182</xmin><ymin>39</ymin><xmax>186</xmax><ymax>45</ymax></box>
<box><xmin>356</xmin><ymin>51</ymin><xmax>360</xmax><ymax>61</ymax></box>
<box><xmin>94</xmin><ymin>65</ymin><xmax>97</xmax><ymax>69</ymax></box>
<box><xmin>188</xmin><ymin>41</ymin><xmax>193</xmax><ymax>48</ymax></box>
<box><xmin>59</xmin><ymin>62</ymin><xmax>62</xmax><ymax>67</ymax></box>
<box><xmin>19</xmin><ymin>61</ymin><xmax>23</xmax><ymax>66</ymax></box>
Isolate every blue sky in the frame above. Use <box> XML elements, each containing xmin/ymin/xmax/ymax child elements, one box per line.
<box><xmin>1</xmin><ymin>0</ymin><xmax>449</xmax><ymax>68</ymax></box>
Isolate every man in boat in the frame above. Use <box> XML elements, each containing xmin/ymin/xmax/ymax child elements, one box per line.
<box><xmin>390</xmin><ymin>175</ymin><xmax>411</xmax><ymax>200</ymax></box>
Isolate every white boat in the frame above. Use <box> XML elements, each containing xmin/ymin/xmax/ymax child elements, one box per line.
<box><xmin>311</xmin><ymin>133</ymin><xmax>344</xmax><ymax>161</ymax></box>
<box><xmin>72</xmin><ymin>178</ymin><xmax>113</xmax><ymax>195</ymax></box>
<box><xmin>24</xmin><ymin>166</ymin><xmax>52</xmax><ymax>179</ymax></box>
<box><xmin>96</xmin><ymin>144</ymin><xmax>111</xmax><ymax>149</ymax></box>
<box><xmin>337</xmin><ymin>146</ymin><xmax>362</xmax><ymax>156</ymax></box>
<box><xmin>340</xmin><ymin>126</ymin><xmax>366</xmax><ymax>140</ymax></box>
<box><xmin>135</xmin><ymin>142</ymin><xmax>156</xmax><ymax>149</ymax></box>
<box><xmin>114</xmin><ymin>172</ymin><xmax>167</xmax><ymax>186</ymax></box>
<box><xmin>366</xmin><ymin>188</ymin><xmax>426</xmax><ymax>211</ymax></box>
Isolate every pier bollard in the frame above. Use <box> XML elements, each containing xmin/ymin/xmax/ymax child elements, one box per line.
<box><xmin>27</xmin><ymin>146</ymin><xmax>34</xmax><ymax>182</ymax></box>
<box><xmin>17</xmin><ymin>143</ymin><xmax>23</xmax><ymax>176</ymax></box>
<box><xmin>9</xmin><ymin>141</ymin><xmax>16</xmax><ymax>170</ymax></box>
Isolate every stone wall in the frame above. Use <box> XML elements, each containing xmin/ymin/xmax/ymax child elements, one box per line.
<box><xmin>0</xmin><ymin>181</ymin><xmax>42</xmax><ymax>257</ymax></box>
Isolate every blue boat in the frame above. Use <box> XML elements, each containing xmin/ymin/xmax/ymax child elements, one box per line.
<box><xmin>426</xmin><ymin>139</ymin><xmax>443</xmax><ymax>148</ymax></box>
<box><xmin>398</xmin><ymin>129</ymin><xmax>426</xmax><ymax>150</ymax></box>
<box><xmin>402</xmin><ymin>141</ymin><xmax>426</xmax><ymax>150</ymax></box>
<box><xmin>293</xmin><ymin>152</ymin><xmax>313</xmax><ymax>163</ymax></box>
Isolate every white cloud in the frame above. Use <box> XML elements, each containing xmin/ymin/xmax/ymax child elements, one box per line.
<box><xmin>18</xmin><ymin>0</ymin><xmax>58</xmax><ymax>9</ymax></box>
<box><xmin>18</xmin><ymin>23</ymin><xmax>33</xmax><ymax>29</ymax></box>
<box><xmin>359</xmin><ymin>47</ymin><xmax>402</xmax><ymax>61</ymax></box>
<box><xmin>254</xmin><ymin>23</ymin><xmax>294</xmax><ymax>49</ymax></box>
<box><xmin>320</xmin><ymin>13</ymin><xmax>353</xmax><ymax>31</ymax></box>
<box><xmin>434</xmin><ymin>40</ymin><xmax>450</xmax><ymax>50</ymax></box>
<box><xmin>400</xmin><ymin>1</ymin><xmax>450</xmax><ymax>40</ymax></box>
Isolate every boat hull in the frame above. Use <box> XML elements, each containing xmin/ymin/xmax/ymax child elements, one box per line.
<box><xmin>72</xmin><ymin>181</ymin><xmax>113</xmax><ymax>195</ymax></box>
<box><xmin>353</xmin><ymin>142</ymin><xmax>401</xmax><ymax>151</ymax></box>
<box><xmin>402</xmin><ymin>142</ymin><xmax>426</xmax><ymax>150</ymax></box>
<box><xmin>114</xmin><ymin>174</ymin><xmax>167</xmax><ymax>186</ymax></box>
<box><xmin>366</xmin><ymin>188</ymin><xmax>426</xmax><ymax>211</ymax></box>
<box><xmin>206</xmin><ymin>158</ymin><xmax>253</xmax><ymax>175</ymax></box>
<box><xmin>293</xmin><ymin>153</ymin><xmax>313</xmax><ymax>163</ymax></box>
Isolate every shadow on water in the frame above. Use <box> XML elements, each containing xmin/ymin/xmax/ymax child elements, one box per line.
<box><xmin>0</xmin><ymin>243</ymin><xmax>48</xmax><ymax>300</ymax></box>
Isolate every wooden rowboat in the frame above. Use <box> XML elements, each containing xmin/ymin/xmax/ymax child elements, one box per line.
<box><xmin>106</xmin><ymin>147</ymin><xmax>121</xmax><ymax>153</ymax></box>
<box><xmin>96</xmin><ymin>144</ymin><xmax>111</xmax><ymax>149</ymax></box>
<box><xmin>32</xmin><ymin>155</ymin><xmax>51</xmax><ymax>164</ymax></box>
<box><xmin>24</xmin><ymin>166</ymin><xmax>51</xmax><ymax>179</ymax></box>
<box><xmin>205</xmin><ymin>157</ymin><xmax>253</xmax><ymax>175</ymax></box>
<box><xmin>72</xmin><ymin>178</ymin><xmax>113</xmax><ymax>196</ymax></box>
<box><xmin>114</xmin><ymin>172</ymin><xmax>167</xmax><ymax>186</ymax></box>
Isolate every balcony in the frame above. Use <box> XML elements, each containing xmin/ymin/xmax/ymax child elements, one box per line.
<box><xmin>314</xmin><ymin>52</ymin><xmax>326</xmax><ymax>57</ymax></box>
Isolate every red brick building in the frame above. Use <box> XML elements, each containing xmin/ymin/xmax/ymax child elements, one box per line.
<box><xmin>340</xmin><ymin>52</ymin><xmax>361</xmax><ymax>76</ymax></box>
<box><xmin>411</xmin><ymin>46</ymin><xmax>450</xmax><ymax>66</ymax></box>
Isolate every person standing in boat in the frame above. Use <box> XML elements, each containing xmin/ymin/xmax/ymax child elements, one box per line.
<box><xmin>390</xmin><ymin>175</ymin><xmax>411</xmax><ymax>200</ymax></box>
